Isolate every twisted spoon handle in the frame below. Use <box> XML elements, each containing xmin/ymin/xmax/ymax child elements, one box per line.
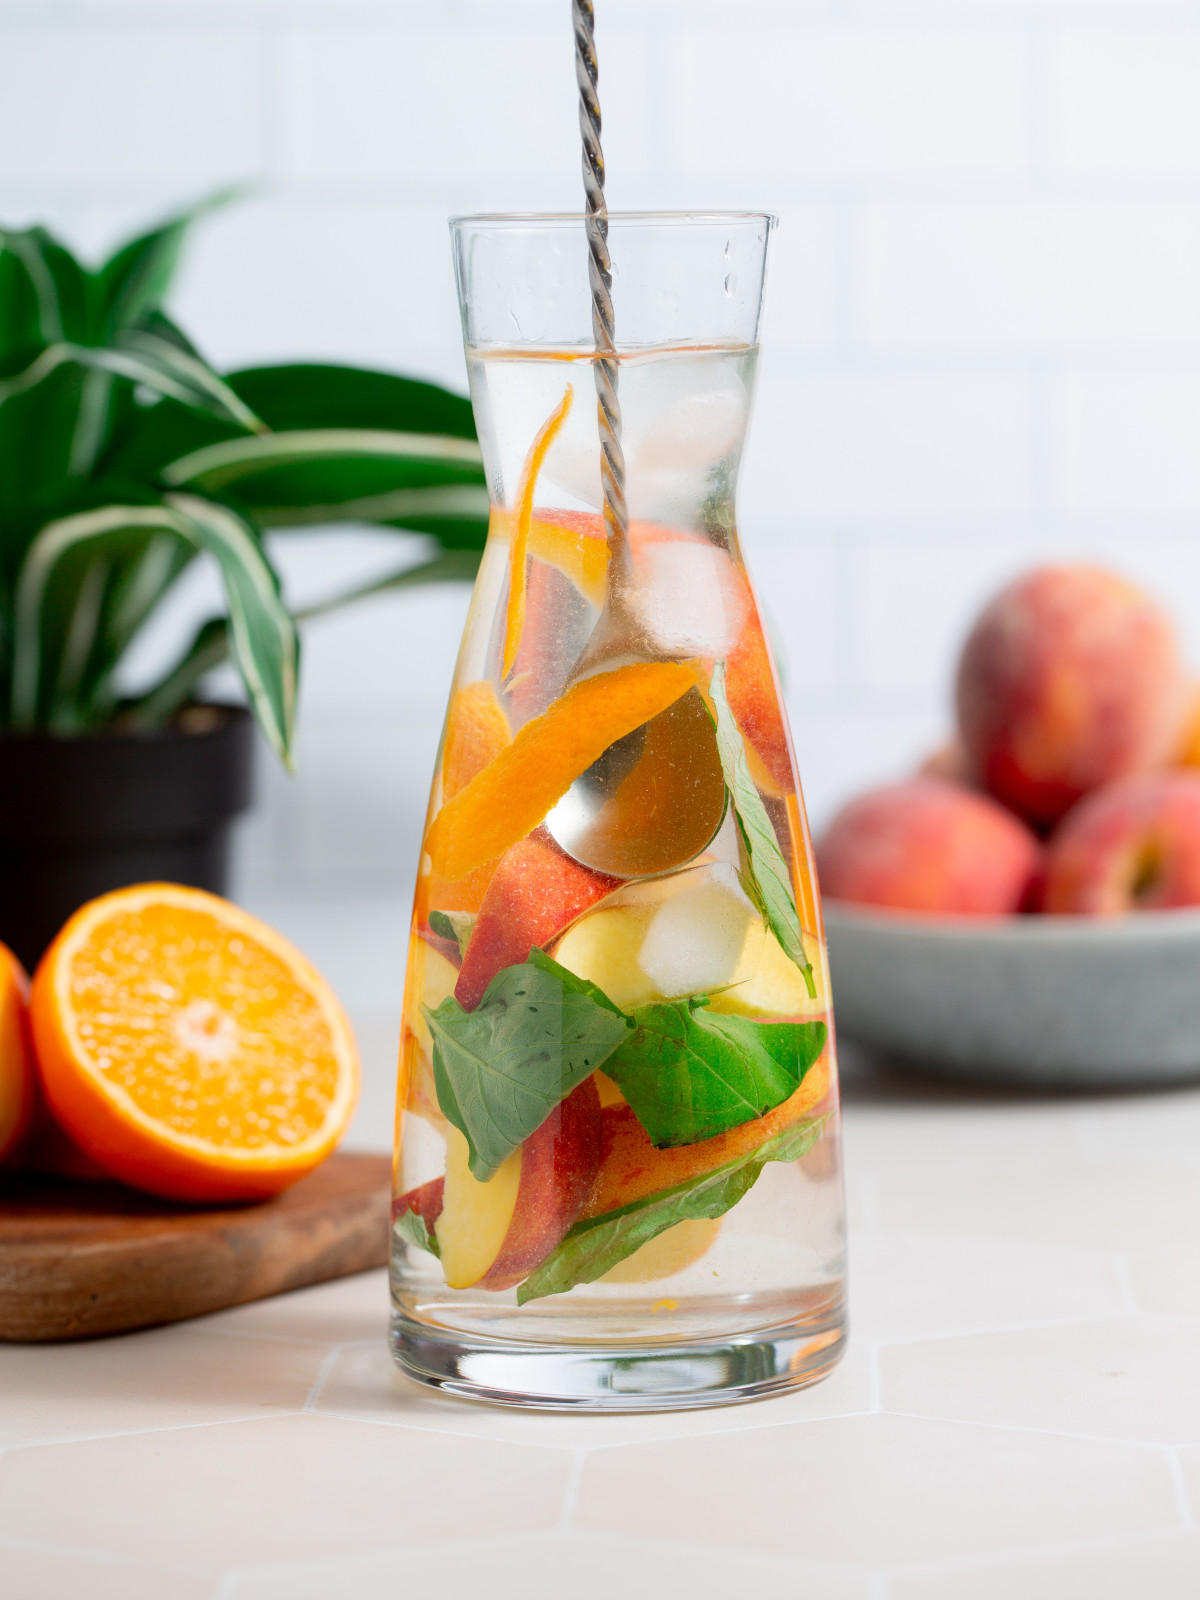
<box><xmin>573</xmin><ymin>0</ymin><xmax>630</xmax><ymax>585</ymax></box>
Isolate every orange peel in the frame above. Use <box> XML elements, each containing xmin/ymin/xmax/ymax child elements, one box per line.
<box><xmin>502</xmin><ymin>386</ymin><xmax>574</xmax><ymax>677</ymax></box>
<box><xmin>0</xmin><ymin>942</ymin><xmax>34</xmax><ymax>1164</ymax></box>
<box><xmin>425</xmin><ymin>660</ymin><xmax>699</xmax><ymax>882</ymax></box>
<box><xmin>30</xmin><ymin>883</ymin><xmax>359</xmax><ymax>1202</ymax></box>
<box><xmin>441</xmin><ymin>679</ymin><xmax>512</xmax><ymax>799</ymax></box>
<box><xmin>416</xmin><ymin>681</ymin><xmax>513</xmax><ymax>921</ymax></box>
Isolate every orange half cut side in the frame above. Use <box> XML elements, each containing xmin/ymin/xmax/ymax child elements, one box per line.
<box><xmin>0</xmin><ymin>943</ymin><xmax>34</xmax><ymax>1163</ymax></box>
<box><xmin>30</xmin><ymin>884</ymin><xmax>360</xmax><ymax>1202</ymax></box>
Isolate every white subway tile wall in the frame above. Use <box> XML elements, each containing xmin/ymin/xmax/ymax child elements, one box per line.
<box><xmin>7</xmin><ymin>0</ymin><xmax>1200</xmax><ymax>1136</ymax></box>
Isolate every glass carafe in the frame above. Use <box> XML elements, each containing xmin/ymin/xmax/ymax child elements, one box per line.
<box><xmin>390</xmin><ymin>213</ymin><xmax>846</xmax><ymax>1409</ymax></box>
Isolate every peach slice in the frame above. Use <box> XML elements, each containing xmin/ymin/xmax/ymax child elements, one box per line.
<box><xmin>454</xmin><ymin>830</ymin><xmax>618</xmax><ymax>1011</ymax></box>
<box><xmin>706</xmin><ymin>923</ymin><xmax>827</xmax><ymax>1021</ymax></box>
<box><xmin>394</xmin><ymin>1175</ymin><xmax>445</xmax><ymax>1237</ymax></box>
<box><xmin>599</xmin><ymin>1217</ymin><xmax>722</xmax><ymax>1284</ymax></box>
<box><xmin>551</xmin><ymin>903</ymin><xmax>660</xmax><ymax>1011</ymax></box>
<box><xmin>725</xmin><ymin>617</ymin><xmax>794</xmax><ymax>797</ymax></box>
<box><xmin>397</xmin><ymin>934</ymin><xmax>459</xmax><ymax>1125</ymax></box>
<box><xmin>425</xmin><ymin>660</ymin><xmax>698</xmax><ymax>883</ymax></box>
<box><xmin>528</xmin><ymin>510</ymin><xmax>609</xmax><ymax>608</ymax></box>
<box><xmin>437</xmin><ymin>1125</ymin><xmax>524</xmax><ymax>1287</ymax></box>
<box><xmin>583</xmin><ymin>1054</ymin><xmax>831</xmax><ymax>1220</ymax></box>
<box><xmin>437</xmin><ymin>1076</ymin><xmax>603</xmax><ymax>1291</ymax></box>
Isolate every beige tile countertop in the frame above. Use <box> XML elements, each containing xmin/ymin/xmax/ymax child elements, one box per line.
<box><xmin>4</xmin><ymin>1047</ymin><xmax>1200</xmax><ymax>1600</ymax></box>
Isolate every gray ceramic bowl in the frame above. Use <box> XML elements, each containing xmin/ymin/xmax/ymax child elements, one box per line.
<box><xmin>824</xmin><ymin>900</ymin><xmax>1200</xmax><ymax>1087</ymax></box>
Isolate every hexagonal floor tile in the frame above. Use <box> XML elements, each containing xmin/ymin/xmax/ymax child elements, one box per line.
<box><xmin>227</xmin><ymin>1531</ymin><xmax>873</xmax><ymax>1600</ymax></box>
<box><xmin>0</xmin><ymin>1327</ymin><xmax>327</xmax><ymax>1448</ymax></box>
<box><xmin>0</xmin><ymin>1414</ymin><xmax>572</xmax><ymax>1570</ymax></box>
<box><xmin>849</xmin><ymin>1230</ymin><xmax>1123</xmax><ymax>1342</ymax></box>
<box><xmin>842</xmin><ymin>1101</ymin><xmax>1081</xmax><ymax>1183</ymax></box>
<box><xmin>880</xmin><ymin>1316</ymin><xmax>1200</xmax><ymax>1444</ymax></box>
<box><xmin>575</xmin><ymin>1414</ymin><xmax>1179</xmax><ymax>1566</ymax></box>
<box><xmin>889</xmin><ymin>1533</ymin><xmax>1200</xmax><ymax>1600</ymax></box>
<box><xmin>0</xmin><ymin>1543</ymin><xmax>216</xmax><ymax>1600</ymax></box>
<box><xmin>1125</xmin><ymin>1242</ymin><xmax>1200</xmax><ymax>1318</ymax></box>
<box><xmin>878</xmin><ymin>1163</ymin><xmax>1200</xmax><ymax>1253</ymax></box>
<box><xmin>198</xmin><ymin>1269</ymin><xmax>390</xmax><ymax>1346</ymax></box>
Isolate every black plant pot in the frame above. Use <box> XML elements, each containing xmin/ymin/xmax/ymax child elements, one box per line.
<box><xmin>0</xmin><ymin>705</ymin><xmax>255</xmax><ymax>973</ymax></box>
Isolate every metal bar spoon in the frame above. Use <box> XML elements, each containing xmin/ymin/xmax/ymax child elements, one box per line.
<box><xmin>542</xmin><ymin>1</ymin><xmax>728</xmax><ymax>881</ymax></box>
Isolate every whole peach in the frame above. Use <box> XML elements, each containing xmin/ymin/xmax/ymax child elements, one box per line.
<box><xmin>956</xmin><ymin>566</ymin><xmax>1186</xmax><ymax>831</ymax></box>
<box><xmin>816</xmin><ymin>778</ymin><xmax>1041</xmax><ymax>916</ymax></box>
<box><xmin>1043</xmin><ymin>771</ymin><xmax>1200</xmax><ymax>915</ymax></box>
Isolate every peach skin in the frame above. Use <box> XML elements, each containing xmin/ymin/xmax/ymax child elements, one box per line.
<box><xmin>816</xmin><ymin>778</ymin><xmax>1041</xmax><ymax>916</ymax></box>
<box><xmin>956</xmin><ymin>565</ymin><xmax>1187</xmax><ymax>831</ymax></box>
<box><xmin>1043</xmin><ymin>770</ymin><xmax>1200</xmax><ymax>915</ymax></box>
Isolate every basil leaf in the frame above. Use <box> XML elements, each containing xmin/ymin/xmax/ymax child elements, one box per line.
<box><xmin>394</xmin><ymin>1207</ymin><xmax>439</xmax><ymax>1258</ymax></box>
<box><xmin>422</xmin><ymin>948</ymin><xmax>630</xmax><ymax>1182</ymax></box>
<box><xmin>711</xmin><ymin>661</ymin><xmax>816</xmax><ymax>1001</ymax></box>
<box><xmin>605</xmin><ymin>999</ymin><xmax>827</xmax><ymax>1147</ymax></box>
<box><xmin>517</xmin><ymin>1113</ymin><xmax>826</xmax><ymax>1304</ymax></box>
<box><xmin>428</xmin><ymin>908</ymin><xmax>474</xmax><ymax>957</ymax></box>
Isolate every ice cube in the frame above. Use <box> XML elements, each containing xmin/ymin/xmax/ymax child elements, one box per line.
<box><xmin>636</xmin><ymin>871</ymin><xmax>754</xmax><ymax>1000</ymax></box>
<box><xmin>632</xmin><ymin>385</ymin><xmax>748</xmax><ymax>478</ymax></box>
<box><xmin>630</xmin><ymin>540</ymin><xmax>750</xmax><ymax>659</ymax></box>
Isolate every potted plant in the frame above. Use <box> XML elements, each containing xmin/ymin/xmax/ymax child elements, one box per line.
<box><xmin>0</xmin><ymin>194</ymin><xmax>488</xmax><ymax>968</ymax></box>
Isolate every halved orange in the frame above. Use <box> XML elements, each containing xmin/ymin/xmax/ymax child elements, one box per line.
<box><xmin>0</xmin><ymin>942</ymin><xmax>35</xmax><ymax>1164</ymax></box>
<box><xmin>30</xmin><ymin>884</ymin><xmax>359</xmax><ymax>1202</ymax></box>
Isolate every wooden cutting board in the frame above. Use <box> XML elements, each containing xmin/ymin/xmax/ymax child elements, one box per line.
<box><xmin>0</xmin><ymin>1151</ymin><xmax>392</xmax><ymax>1342</ymax></box>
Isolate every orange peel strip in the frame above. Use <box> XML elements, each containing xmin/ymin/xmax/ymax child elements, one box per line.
<box><xmin>441</xmin><ymin>679</ymin><xmax>512</xmax><ymax>800</ymax></box>
<box><xmin>425</xmin><ymin>660</ymin><xmax>698</xmax><ymax>882</ymax></box>
<box><xmin>502</xmin><ymin>385</ymin><xmax>574</xmax><ymax>677</ymax></box>
<box><xmin>413</xmin><ymin>679</ymin><xmax>515</xmax><ymax>922</ymax></box>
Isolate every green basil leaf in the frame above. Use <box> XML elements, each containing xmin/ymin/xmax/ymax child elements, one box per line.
<box><xmin>428</xmin><ymin>909</ymin><xmax>475</xmax><ymax>957</ymax></box>
<box><xmin>711</xmin><ymin>660</ymin><xmax>815</xmax><ymax>1000</ymax></box>
<box><xmin>605</xmin><ymin>1002</ymin><xmax>827</xmax><ymax>1148</ymax></box>
<box><xmin>517</xmin><ymin>1113</ymin><xmax>827</xmax><ymax>1304</ymax></box>
<box><xmin>394</xmin><ymin>1207</ymin><xmax>439</xmax><ymax>1259</ymax></box>
<box><xmin>422</xmin><ymin>948</ymin><xmax>630</xmax><ymax>1183</ymax></box>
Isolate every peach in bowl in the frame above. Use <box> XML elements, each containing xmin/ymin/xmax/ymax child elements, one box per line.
<box><xmin>820</xmin><ymin>773</ymin><xmax>1200</xmax><ymax>1085</ymax></box>
<box><xmin>816</xmin><ymin>557</ymin><xmax>1200</xmax><ymax>1085</ymax></box>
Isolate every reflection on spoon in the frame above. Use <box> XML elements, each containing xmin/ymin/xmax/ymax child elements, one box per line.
<box><xmin>544</xmin><ymin>688</ymin><xmax>727</xmax><ymax>879</ymax></box>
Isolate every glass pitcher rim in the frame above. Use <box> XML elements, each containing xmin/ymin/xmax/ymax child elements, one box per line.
<box><xmin>449</xmin><ymin>210</ymin><xmax>778</xmax><ymax>230</ymax></box>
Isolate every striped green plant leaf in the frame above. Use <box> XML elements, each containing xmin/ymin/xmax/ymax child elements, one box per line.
<box><xmin>0</xmin><ymin>226</ymin><xmax>95</xmax><ymax>365</ymax></box>
<box><xmin>162</xmin><ymin>427</ymin><xmax>482</xmax><ymax>495</ymax></box>
<box><xmin>131</xmin><ymin>547</ymin><xmax>485</xmax><ymax>726</ymax></box>
<box><xmin>98</xmin><ymin>187</ymin><xmax>240</xmax><ymax>336</ymax></box>
<box><xmin>10</xmin><ymin>495</ymin><xmax>297</xmax><ymax>762</ymax></box>
<box><xmin>0</xmin><ymin>339</ymin><xmax>263</xmax><ymax>435</ymax></box>
<box><xmin>103</xmin><ymin>364</ymin><xmax>484</xmax><ymax>520</ymax></box>
<box><xmin>162</xmin><ymin>429</ymin><xmax>489</xmax><ymax>551</ymax></box>
<box><xmin>228</xmin><ymin>363</ymin><xmax>477</xmax><ymax>440</ymax></box>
